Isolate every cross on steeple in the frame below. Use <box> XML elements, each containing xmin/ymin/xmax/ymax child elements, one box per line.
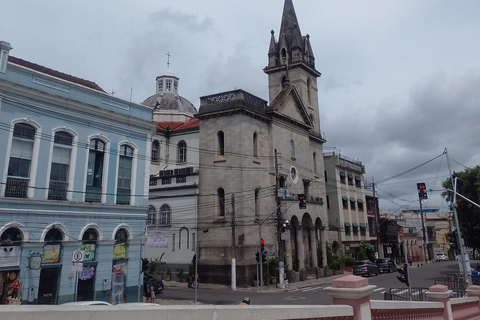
<box><xmin>166</xmin><ymin>52</ymin><xmax>171</xmax><ymax>68</ymax></box>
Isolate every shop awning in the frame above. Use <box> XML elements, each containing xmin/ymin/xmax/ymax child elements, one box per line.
<box><xmin>365</xmin><ymin>243</ymin><xmax>374</xmax><ymax>249</ymax></box>
<box><xmin>347</xmin><ymin>174</ymin><xmax>353</xmax><ymax>179</ymax></box>
<box><xmin>359</xmin><ymin>223</ymin><xmax>366</xmax><ymax>229</ymax></box>
<box><xmin>344</xmin><ymin>222</ymin><xmax>351</xmax><ymax>228</ymax></box>
<box><xmin>355</xmin><ymin>176</ymin><xmax>361</xmax><ymax>181</ymax></box>
<box><xmin>352</xmin><ymin>222</ymin><xmax>359</xmax><ymax>228</ymax></box>
<box><xmin>342</xmin><ymin>196</ymin><xmax>348</xmax><ymax>201</ymax></box>
<box><xmin>340</xmin><ymin>172</ymin><xmax>346</xmax><ymax>177</ymax></box>
<box><xmin>350</xmin><ymin>197</ymin><xmax>356</xmax><ymax>202</ymax></box>
<box><xmin>357</xmin><ymin>199</ymin><xmax>364</xmax><ymax>204</ymax></box>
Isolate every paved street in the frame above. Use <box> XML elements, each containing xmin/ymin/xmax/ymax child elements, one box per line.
<box><xmin>153</xmin><ymin>260</ymin><xmax>477</xmax><ymax>305</ymax></box>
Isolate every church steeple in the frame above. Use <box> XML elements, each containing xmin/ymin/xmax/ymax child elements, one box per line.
<box><xmin>264</xmin><ymin>0</ymin><xmax>322</xmax><ymax>135</ymax></box>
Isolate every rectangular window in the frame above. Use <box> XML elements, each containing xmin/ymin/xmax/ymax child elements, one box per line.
<box><xmin>172</xmin><ymin>234</ymin><xmax>175</xmax><ymax>251</ymax></box>
<box><xmin>342</xmin><ymin>196</ymin><xmax>348</xmax><ymax>209</ymax></box>
<box><xmin>347</xmin><ymin>174</ymin><xmax>354</xmax><ymax>185</ymax></box>
<box><xmin>340</xmin><ymin>172</ymin><xmax>346</xmax><ymax>184</ymax></box>
<box><xmin>350</xmin><ymin>198</ymin><xmax>356</xmax><ymax>210</ymax></box>
<box><xmin>166</xmin><ymin>79</ymin><xmax>172</xmax><ymax>91</ymax></box>
<box><xmin>355</xmin><ymin>176</ymin><xmax>361</xmax><ymax>188</ymax></box>
<box><xmin>85</xmin><ymin>139</ymin><xmax>105</xmax><ymax>203</ymax></box>
<box><xmin>117</xmin><ymin>155</ymin><xmax>132</xmax><ymax>205</ymax></box>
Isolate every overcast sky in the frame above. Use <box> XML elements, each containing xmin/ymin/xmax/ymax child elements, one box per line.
<box><xmin>2</xmin><ymin>0</ymin><xmax>480</xmax><ymax>211</ymax></box>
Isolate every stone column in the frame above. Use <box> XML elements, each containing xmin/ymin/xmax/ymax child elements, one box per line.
<box><xmin>425</xmin><ymin>284</ymin><xmax>452</xmax><ymax>320</ymax></box>
<box><xmin>297</xmin><ymin>226</ymin><xmax>305</xmax><ymax>270</ymax></box>
<box><xmin>466</xmin><ymin>285</ymin><xmax>480</xmax><ymax>308</ymax></box>
<box><xmin>325</xmin><ymin>275</ymin><xmax>376</xmax><ymax>320</ymax></box>
<box><xmin>310</xmin><ymin>228</ymin><xmax>318</xmax><ymax>268</ymax></box>
<box><xmin>285</xmin><ymin>229</ymin><xmax>292</xmax><ymax>272</ymax></box>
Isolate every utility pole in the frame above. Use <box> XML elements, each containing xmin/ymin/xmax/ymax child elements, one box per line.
<box><xmin>275</xmin><ymin>149</ymin><xmax>285</xmax><ymax>289</ymax></box>
<box><xmin>372</xmin><ymin>178</ymin><xmax>383</xmax><ymax>259</ymax></box>
<box><xmin>419</xmin><ymin>198</ymin><xmax>428</xmax><ymax>264</ymax></box>
<box><xmin>231</xmin><ymin>193</ymin><xmax>236</xmax><ymax>290</ymax></box>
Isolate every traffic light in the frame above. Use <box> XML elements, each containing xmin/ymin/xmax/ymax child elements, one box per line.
<box><xmin>447</xmin><ymin>230</ymin><xmax>458</xmax><ymax>251</ymax></box>
<box><xmin>416</xmin><ymin>182</ymin><xmax>428</xmax><ymax>199</ymax></box>
<box><xmin>262</xmin><ymin>252</ymin><xmax>267</xmax><ymax>263</ymax></box>
<box><xmin>396</xmin><ymin>263</ymin><xmax>410</xmax><ymax>286</ymax></box>
<box><xmin>255</xmin><ymin>251</ymin><xmax>260</xmax><ymax>263</ymax></box>
<box><xmin>260</xmin><ymin>239</ymin><xmax>265</xmax><ymax>253</ymax></box>
<box><xmin>298</xmin><ymin>194</ymin><xmax>306</xmax><ymax>209</ymax></box>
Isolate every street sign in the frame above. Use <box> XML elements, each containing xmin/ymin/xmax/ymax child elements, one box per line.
<box><xmin>72</xmin><ymin>251</ymin><xmax>84</xmax><ymax>262</ymax></box>
<box><xmin>267</xmin><ymin>252</ymin><xmax>275</xmax><ymax>256</ymax></box>
<box><xmin>72</xmin><ymin>262</ymin><xmax>83</xmax><ymax>272</ymax></box>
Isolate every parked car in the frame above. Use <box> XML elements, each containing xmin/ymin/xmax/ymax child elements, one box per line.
<box><xmin>435</xmin><ymin>253</ymin><xmax>448</xmax><ymax>261</ymax></box>
<box><xmin>375</xmin><ymin>258</ymin><xmax>396</xmax><ymax>273</ymax></box>
<box><xmin>61</xmin><ymin>301</ymin><xmax>112</xmax><ymax>306</ymax></box>
<box><xmin>353</xmin><ymin>260</ymin><xmax>379</xmax><ymax>277</ymax></box>
<box><xmin>144</xmin><ymin>275</ymin><xmax>164</xmax><ymax>294</ymax></box>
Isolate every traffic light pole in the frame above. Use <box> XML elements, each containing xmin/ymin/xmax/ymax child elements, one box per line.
<box><xmin>452</xmin><ymin>176</ymin><xmax>471</xmax><ymax>285</ymax></box>
<box><xmin>419</xmin><ymin>198</ymin><xmax>429</xmax><ymax>264</ymax></box>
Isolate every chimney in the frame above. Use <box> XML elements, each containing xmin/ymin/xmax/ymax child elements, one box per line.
<box><xmin>0</xmin><ymin>41</ymin><xmax>13</xmax><ymax>73</ymax></box>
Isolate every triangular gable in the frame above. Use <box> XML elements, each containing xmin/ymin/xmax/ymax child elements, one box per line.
<box><xmin>267</xmin><ymin>84</ymin><xmax>313</xmax><ymax>128</ymax></box>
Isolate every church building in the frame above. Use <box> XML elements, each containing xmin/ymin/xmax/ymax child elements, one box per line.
<box><xmin>196</xmin><ymin>0</ymin><xmax>329</xmax><ymax>286</ymax></box>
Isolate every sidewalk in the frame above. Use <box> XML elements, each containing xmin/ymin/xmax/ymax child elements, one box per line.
<box><xmin>163</xmin><ymin>271</ymin><xmax>352</xmax><ymax>292</ymax></box>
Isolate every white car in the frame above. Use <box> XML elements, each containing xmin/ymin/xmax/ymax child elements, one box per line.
<box><xmin>61</xmin><ymin>301</ymin><xmax>112</xmax><ymax>306</ymax></box>
<box><xmin>435</xmin><ymin>253</ymin><xmax>448</xmax><ymax>261</ymax></box>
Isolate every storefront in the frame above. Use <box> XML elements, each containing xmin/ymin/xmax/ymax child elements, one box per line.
<box><xmin>0</xmin><ymin>227</ymin><xmax>22</xmax><ymax>305</ymax></box>
<box><xmin>37</xmin><ymin>228</ymin><xmax>63</xmax><ymax>305</ymax></box>
<box><xmin>111</xmin><ymin>228</ymin><xmax>128</xmax><ymax>305</ymax></box>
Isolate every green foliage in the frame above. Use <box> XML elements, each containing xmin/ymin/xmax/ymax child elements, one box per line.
<box><xmin>268</xmin><ymin>256</ymin><xmax>279</xmax><ymax>277</ymax></box>
<box><xmin>166</xmin><ymin>266</ymin><xmax>171</xmax><ymax>275</ymax></box>
<box><xmin>326</xmin><ymin>244</ymin><xmax>344</xmax><ymax>271</ymax></box>
<box><xmin>147</xmin><ymin>253</ymin><xmax>166</xmax><ymax>274</ymax></box>
<box><xmin>344</xmin><ymin>255</ymin><xmax>355</xmax><ymax>266</ymax></box>
<box><xmin>442</xmin><ymin>166</ymin><xmax>480</xmax><ymax>251</ymax></box>
<box><xmin>358</xmin><ymin>240</ymin><xmax>368</xmax><ymax>260</ymax></box>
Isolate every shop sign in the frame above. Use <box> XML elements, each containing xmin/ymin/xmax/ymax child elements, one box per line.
<box><xmin>78</xmin><ymin>266</ymin><xmax>95</xmax><ymax>280</ymax></box>
<box><xmin>42</xmin><ymin>244</ymin><xmax>61</xmax><ymax>264</ymax></box>
<box><xmin>146</xmin><ymin>232</ymin><xmax>168</xmax><ymax>248</ymax></box>
<box><xmin>0</xmin><ymin>246</ymin><xmax>20</xmax><ymax>267</ymax></box>
<box><xmin>113</xmin><ymin>243</ymin><xmax>126</xmax><ymax>258</ymax></box>
<box><xmin>80</xmin><ymin>243</ymin><xmax>96</xmax><ymax>261</ymax></box>
<box><xmin>29</xmin><ymin>252</ymin><xmax>42</xmax><ymax>270</ymax></box>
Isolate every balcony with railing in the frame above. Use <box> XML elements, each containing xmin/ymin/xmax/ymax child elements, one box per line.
<box><xmin>116</xmin><ymin>188</ymin><xmax>131</xmax><ymax>205</ymax></box>
<box><xmin>48</xmin><ymin>181</ymin><xmax>68</xmax><ymax>200</ymax></box>
<box><xmin>85</xmin><ymin>186</ymin><xmax>102</xmax><ymax>203</ymax></box>
<box><xmin>5</xmin><ymin>177</ymin><xmax>29</xmax><ymax>198</ymax></box>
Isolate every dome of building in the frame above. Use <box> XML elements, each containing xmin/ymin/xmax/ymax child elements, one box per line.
<box><xmin>142</xmin><ymin>67</ymin><xmax>197</xmax><ymax>122</ymax></box>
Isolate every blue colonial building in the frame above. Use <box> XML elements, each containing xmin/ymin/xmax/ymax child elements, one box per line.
<box><xmin>0</xmin><ymin>41</ymin><xmax>155</xmax><ymax>304</ymax></box>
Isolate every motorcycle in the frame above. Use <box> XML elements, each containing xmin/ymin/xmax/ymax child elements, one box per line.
<box><xmin>188</xmin><ymin>273</ymin><xmax>199</xmax><ymax>288</ymax></box>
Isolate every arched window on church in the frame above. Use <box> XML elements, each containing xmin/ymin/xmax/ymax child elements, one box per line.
<box><xmin>307</xmin><ymin>78</ymin><xmax>311</xmax><ymax>105</ymax></box>
<box><xmin>179</xmin><ymin>227</ymin><xmax>189</xmax><ymax>250</ymax></box>
<box><xmin>217</xmin><ymin>131</ymin><xmax>225</xmax><ymax>156</ymax></box>
<box><xmin>253</xmin><ymin>132</ymin><xmax>258</xmax><ymax>159</ymax></box>
<box><xmin>281</xmin><ymin>48</ymin><xmax>287</xmax><ymax>65</ymax></box>
<box><xmin>217</xmin><ymin>188</ymin><xmax>225</xmax><ymax>217</ymax></box>
<box><xmin>290</xmin><ymin>139</ymin><xmax>295</xmax><ymax>159</ymax></box>
<box><xmin>178</xmin><ymin>140</ymin><xmax>187</xmax><ymax>164</ymax></box>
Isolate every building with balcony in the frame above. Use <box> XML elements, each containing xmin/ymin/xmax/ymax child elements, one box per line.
<box><xmin>0</xmin><ymin>41</ymin><xmax>154</xmax><ymax>305</ymax></box>
<box><xmin>323</xmin><ymin>151</ymin><xmax>372</xmax><ymax>259</ymax></box>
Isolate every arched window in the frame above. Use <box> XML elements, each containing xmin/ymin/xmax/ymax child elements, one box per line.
<box><xmin>307</xmin><ymin>78</ymin><xmax>311</xmax><ymax>104</ymax></box>
<box><xmin>217</xmin><ymin>131</ymin><xmax>225</xmax><ymax>156</ymax></box>
<box><xmin>290</xmin><ymin>139</ymin><xmax>295</xmax><ymax>158</ymax></box>
<box><xmin>253</xmin><ymin>132</ymin><xmax>258</xmax><ymax>159</ymax></box>
<box><xmin>86</xmin><ymin>138</ymin><xmax>105</xmax><ymax>203</ymax></box>
<box><xmin>217</xmin><ymin>188</ymin><xmax>226</xmax><ymax>217</ymax></box>
<box><xmin>151</xmin><ymin>140</ymin><xmax>160</xmax><ymax>163</ymax></box>
<box><xmin>44</xmin><ymin>228</ymin><xmax>63</xmax><ymax>242</ymax></box>
<box><xmin>49</xmin><ymin>131</ymin><xmax>73</xmax><ymax>200</ymax></box>
<box><xmin>160</xmin><ymin>204</ymin><xmax>171</xmax><ymax>225</ymax></box>
<box><xmin>179</xmin><ymin>227</ymin><xmax>189</xmax><ymax>250</ymax></box>
<box><xmin>1</xmin><ymin>227</ymin><xmax>23</xmax><ymax>244</ymax></box>
<box><xmin>254</xmin><ymin>188</ymin><xmax>260</xmax><ymax>217</ymax></box>
<box><xmin>6</xmin><ymin>123</ymin><xmax>36</xmax><ymax>198</ymax></box>
<box><xmin>178</xmin><ymin>140</ymin><xmax>187</xmax><ymax>164</ymax></box>
<box><xmin>147</xmin><ymin>205</ymin><xmax>157</xmax><ymax>226</ymax></box>
<box><xmin>117</xmin><ymin>145</ymin><xmax>133</xmax><ymax>205</ymax></box>
<box><xmin>281</xmin><ymin>48</ymin><xmax>287</xmax><ymax>65</ymax></box>
<box><xmin>114</xmin><ymin>228</ymin><xmax>128</xmax><ymax>243</ymax></box>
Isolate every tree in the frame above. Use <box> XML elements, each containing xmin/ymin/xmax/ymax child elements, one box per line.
<box><xmin>442</xmin><ymin>166</ymin><xmax>480</xmax><ymax>252</ymax></box>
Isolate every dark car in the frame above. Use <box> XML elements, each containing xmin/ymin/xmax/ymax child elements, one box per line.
<box><xmin>375</xmin><ymin>258</ymin><xmax>396</xmax><ymax>273</ymax></box>
<box><xmin>353</xmin><ymin>260</ymin><xmax>379</xmax><ymax>277</ymax></box>
<box><xmin>144</xmin><ymin>275</ymin><xmax>164</xmax><ymax>294</ymax></box>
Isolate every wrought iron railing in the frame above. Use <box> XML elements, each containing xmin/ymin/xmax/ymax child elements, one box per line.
<box><xmin>5</xmin><ymin>177</ymin><xmax>29</xmax><ymax>198</ymax></box>
<box><xmin>85</xmin><ymin>186</ymin><xmax>102</xmax><ymax>203</ymax></box>
<box><xmin>116</xmin><ymin>188</ymin><xmax>131</xmax><ymax>205</ymax></box>
<box><xmin>384</xmin><ymin>287</ymin><xmax>428</xmax><ymax>301</ymax></box>
<box><xmin>48</xmin><ymin>181</ymin><xmax>68</xmax><ymax>200</ymax></box>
